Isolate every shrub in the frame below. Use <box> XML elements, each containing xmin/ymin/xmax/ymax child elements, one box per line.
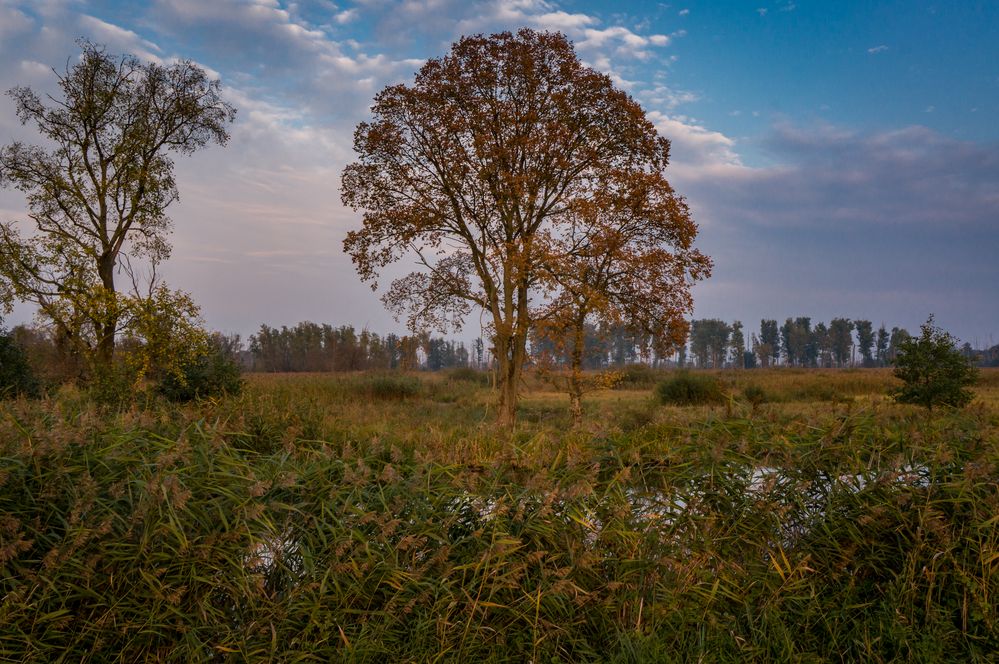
<box><xmin>89</xmin><ymin>361</ymin><xmax>141</xmax><ymax>407</ymax></box>
<box><xmin>364</xmin><ymin>374</ymin><xmax>421</xmax><ymax>400</ymax></box>
<box><xmin>615</xmin><ymin>363</ymin><xmax>659</xmax><ymax>389</ymax></box>
<box><xmin>655</xmin><ymin>371</ymin><xmax>723</xmax><ymax>406</ymax></box>
<box><xmin>0</xmin><ymin>330</ymin><xmax>39</xmax><ymax>398</ymax></box>
<box><xmin>157</xmin><ymin>344</ymin><xmax>243</xmax><ymax>402</ymax></box>
<box><xmin>445</xmin><ymin>366</ymin><xmax>489</xmax><ymax>385</ymax></box>
<box><xmin>892</xmin><ymin>316</ymin><xmax>978</xmax><ymax>410</ymax></box>
<box><xmin>742</xmin><ymin>383</ymin><xmax>768</xmax><ymax>408</ymax></box>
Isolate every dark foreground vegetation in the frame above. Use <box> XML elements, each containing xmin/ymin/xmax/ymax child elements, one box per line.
<box><xmin>2</xmin><ymin>369</ymin><xmax>997</xmax><ymax>661</ymax></box>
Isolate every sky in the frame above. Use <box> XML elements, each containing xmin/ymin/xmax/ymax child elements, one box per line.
<box><xmin>1</xmin><ymin>0</ymin><xmax>997</xmax><ymax>347</ymax></box>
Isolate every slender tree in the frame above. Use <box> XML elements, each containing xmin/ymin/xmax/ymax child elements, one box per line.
<box><xmin>0</xmin><ymin>41</ymin><xmax>235</xmax><ymax>371</ymax></box>
<box><xmin>876</xmin><ymin>324</ymin><xmax>890</xmax><ymax>366</ymax></box>
<box><xmin>829</xmin><ymin>318</ymin><xmax>854</xmax><ymax>367</ymax></box>
<box><xmin>536</xmin><ymin>168</ymin><xmax>709</xmax><ymax>423</ymax></box>
<box><xmin>729</xmin><ymin>320</ymin><xmax>745</xmax><ymax>368</ymax></box>
<box><xmin>855</xmin><ymin>319</ymin><xmax>875</xmax><ymax>367</ymax></box>
<box><xmin>759</xmin><ymin>319</ymin><xmax>779</xmax><ymax>367</ymax></box>
<box><xmin>814</xmin><ymin>321</ymin><xmax>832</xmax><ymax>367</ymax></box>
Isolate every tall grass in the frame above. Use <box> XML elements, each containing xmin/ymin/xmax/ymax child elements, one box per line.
<box><xmin>1</xmin><ymin>370</ymin><xmax>997</xmax><ymax>660</ymax></box>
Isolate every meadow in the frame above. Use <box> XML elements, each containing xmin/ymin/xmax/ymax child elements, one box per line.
<box><xmin>1</xmin><ymin>368</ymin><xmax>997</xmax><ymax>661</ymax></box>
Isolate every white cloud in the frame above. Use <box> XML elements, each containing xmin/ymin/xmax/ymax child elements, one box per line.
<box><xmin>647</xmin><ymin>110</ymin><xmax>744</xmax><ymax>177</ymax></box>
<box><xmin>334</xmin><ymin>9</ymin><xmax>358</xmax><ymax>23</ymax></box>
<box><xmin>0</xmin><ymin>0</ymin><xmax>722</xmax><ymax>336</ymax></box>
<box><xmin>0</xmin><ymin>4</ymin><xmax>34</xmax><ymax>40</ymax></box>
<box><xmin>867</xmin><ymin>44</ymin><xmax>888</xmax><ymax>54</ymax></box>
<box><xmin>79</xmin><ymin>15</ymin><xmax>164</xmax><ymax>62</ymax></box>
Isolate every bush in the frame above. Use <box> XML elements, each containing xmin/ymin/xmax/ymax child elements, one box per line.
<box><xmin>89</xmin><ymin>362</ymin><xmax>142</xmax><ymax>407</ymax></box>
<box><xmin>742</xmin><ymin>383</ymin><xmax>768</xmax><ymax>408</ymax></box>
<box><xmin>655</xmin><ymin>371</ymin><xmax>723</xmax><ymax>406</ymax></box>
<box><xmin>893</xmin><ymin>316</ymin><xmax>978</xmax><ymax>410</ymax></box>
<box><xmin>0</xmin><ymin>330</ymin><xmax>39</xmax><ymax>398</ymax></box>
<box><xmin>615</xmin><ymin>363</ymin><xmax>660</xmax><ymax>389</ymax></box>
<box><xmin>445</xmin><ymin>366</ymin><xmax>489</xmax><ymax>386</ymax></box>
<box><xmin>363</xmin><ymin>374</ymin><xmax>422</xmax><ymax>400</ymax></box>
<box><xmin>158</xmin><ymin>345</ymin><xmax>243</xmax><ymax>402</ymax></box>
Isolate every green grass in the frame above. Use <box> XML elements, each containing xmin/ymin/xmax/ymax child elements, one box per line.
<box><xmin>1</xmin><ymin>369</ymin><xmax>997</xmax><ymax>661</ymax></box>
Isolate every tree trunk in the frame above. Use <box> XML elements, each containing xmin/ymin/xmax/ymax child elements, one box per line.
<box><xmin>96</xmin><ymin>251</ymin><xmax>118</xmax><ymax>368</ymax></box>
<box><xmin>495</xmin><ymin>333</ymin><xmax>517</xmax><ymax>427</ymax></box>
<box><xmin>568</xmin><ymin>321</ymin><xmax>585</xmax><ymax>427</ymax></box>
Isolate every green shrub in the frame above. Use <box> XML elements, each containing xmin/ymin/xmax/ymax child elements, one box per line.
<box><xmin>0</xmin><ymin>330</ymin><xmax>39</xmax><ymax>398</ymax></box>
<box><xmin>89</xmin><ymin>362</ymin><xmax>140</xmax><ymax>407</ymax></box>
<box><xmin>158</xmin><ymin>346</ymin><xmax>243</xmax><ymax>402</ymax></box>
<box><xmin>613</xmin><ymin>402</ymin><xmax>656</xmax><ymax>431</ymax></box>
<box><xmin>615</xmin><ymin>363</ymin><xmax>659</xmax><ymax>389</ymax></box>
<box><xmin>893</xmin><ymin>316</ymin><xmax>978</xmax><ymax>410</ymax></box>
<box><xmin>445</xmin><ymin>366</ymin><xmax>489</xmax><ymax>385</ymax></box>
<box><xmin>742</xmin><ymin>383</ymin><xmax>768</xmax><ymax>407</ymax></box>
<box><xmin>364</xmin><ymin>374</ymin><xmax>421</xmax><ymax>400</ymax></box>
<box><xmin>655</xmin><ymin>371</ymin><xmax>723</xmax><ymax>406</ymax></box>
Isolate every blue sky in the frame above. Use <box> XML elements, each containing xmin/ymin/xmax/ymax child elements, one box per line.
<box><xmin>1</xmin><ymin>0</ymin><xmax>997</xmax><ymax>345</ymax></box>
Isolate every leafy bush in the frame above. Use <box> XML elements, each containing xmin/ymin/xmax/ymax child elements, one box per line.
<box><xmin>88</xmin><ymin>361</ymin><xmax>142</xmax><ymax>407</ymax></box>
<box><xmin>363</xmin><ymin>374</ymin><xmax>422</xmax><ymax>400</ymax></box>
<box><xmin>158</xmin><ymin>344</ymin><xmax>243</xmax><ymax>402</ymax></box>
<box><xmin>615</xmin><ymin>363</ymin><xmax>660</xmax><ymax>389</ymax></box>
<box><xmin>893</xmin><ymin>316</ymin><xmax>978</xmax><ymax>410</ymax></box>
<box><xmin>0</xmin><ymin>330</ymin><xmax>39</xmax><ymax>398</ymax></box>
<box><xmin>445</xmin><ymin>366</ymin><xmax>489</xmax><ymax>385</ymax></box>
<box><xmin>742</xmin><ymin>383</ymin><xmax>768</xmax><ymax>408</ymax></box>
<box><xmin>655</xmin><ymin>371</ymin><xmax>724</xmax><ymax>406</ymax></box>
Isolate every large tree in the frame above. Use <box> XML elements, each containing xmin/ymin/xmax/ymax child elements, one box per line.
<box><xmin>342</xmin><ymin>29</ymin><xmax>703</xmax><ymax>425</ymax></box>
<box><xmin>0</xmin><ymin>41</ymin><xmax>235</xmax><ymax>371</ymax></box>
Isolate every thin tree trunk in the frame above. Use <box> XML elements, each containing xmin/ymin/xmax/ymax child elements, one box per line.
<box><xmin>495</xmin><ymin>333</ymin><xmax>517</xmax><ymax>427</ymax></box>
<box><xmin>569</xmin><ymin>321</ymin><xmax>585</xmax><ymax>427</ymax></box>
<box><xmin>95</xmin><ymin>252</ymin><xmax>118</xmax><ymax>368</ymax></box>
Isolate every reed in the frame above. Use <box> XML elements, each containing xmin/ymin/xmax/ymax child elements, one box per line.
<box><xmin>1</xmin><ymin>369</ymin><xmax>997</xmax><ymax>661</ymax></box>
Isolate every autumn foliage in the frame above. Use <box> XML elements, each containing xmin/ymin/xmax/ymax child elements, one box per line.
<box><xmin>343</xmin><ymin>29</ymin><xmax>709</xmax><ymax>425</ymax></box>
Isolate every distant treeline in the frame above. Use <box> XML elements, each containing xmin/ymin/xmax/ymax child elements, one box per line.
<box><xmin>247</xmin><ymin>318</ymin><xmax>999</xmax><ymax>373</ymax></box>
<box><xmin>246</xmin><ymin>322</ymin><xmax>478</xmax><ymax>372</ymax></box>
<box><xmin>4</xmin><ymin>317</ymin><xmax>996</xmax><ymax>382</ymax></box>
<box><xmin>532</xmin><ymin>318</ymin><xmax>999</xmax><ymax>370</ymax></box>
<box><xmin>659</xmin><ymin>318</ymin><xmax>996</xmax><ymax>369</ymax></box>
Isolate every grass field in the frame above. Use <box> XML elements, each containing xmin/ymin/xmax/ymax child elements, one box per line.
<box><xmin>2</xmin><ymin>368</ymin><xmax>997</xmax><ymax>661</ymax></box>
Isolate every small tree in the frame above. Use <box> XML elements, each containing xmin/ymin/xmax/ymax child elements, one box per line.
<box><xmin>829</xmin><ymin>317</ymin><xmax>854</xmax><ymax>367</ymax></box>
<box><xmin>0</xmin><ymin>323</ymin><xmax>39</xmax><ymax>398</ymax></box>
<box><xmin>892</xmin><ymin>316</ymin><xmax>977</xmax><ymax>410</ymax></box>
<box><xmin>875</xmin><ymin>324</ymin><xmax>890</xmax><ymax>366</ymax></box>
<box><xmin>855</xmin><ymin>319</ymin><xmax>875</xmax><ymax>367</ymax></box>
<box><xmin>759</xmin><ymin>319</ymin><xmax>779</xmax><ymax>367</ymax></box>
